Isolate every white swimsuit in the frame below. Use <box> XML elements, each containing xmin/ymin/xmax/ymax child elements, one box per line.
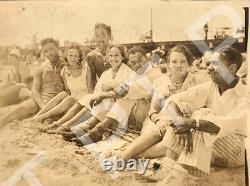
<box><xmin>62</xmin><ymin>65</ymin><xmax>88</xmax><ymax>100</ymax></box>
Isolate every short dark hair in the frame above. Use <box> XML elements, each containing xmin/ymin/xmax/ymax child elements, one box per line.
<box><xmin>40</xmin><ymin>38</ymin><xmax>59</xmax><ymax>48</ymax></box>
<box><xmin>107</xmin><ymin>45</ymin><xmax>127</xmax><ymax>64</ymax></box>
<box><xmin>167</xmin><ymin>44</ymin><xmax>193</xmax><ymax>66</ymax></box>
<box><xmin>95</xmin><ymin>23</ymin><xmax>112</xmax><ymax>37</ymax></box>
<box><xmin>127</xmin><ymin>46</ymin><xmax>146</xmax><ymax>57</ymax></box>
<box><xmin>217</xmin><ymin>46</ymin><xmax>243</xmax><ymax>71</ymax></box>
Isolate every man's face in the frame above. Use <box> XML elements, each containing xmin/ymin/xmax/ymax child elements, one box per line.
<box><xmin>207</xmin><ymin>52</ymin><xmax>235</xmax><ymax>85</ymax></box>
<box><xmin>128</xmin><ymin>52</ymin><xmax>146</xmax><ymax>71</ymax></box>
<box><xmin>95</xmin><ymin>28</ymin><xmax>110</xmax><ymax>49</ymax></box>
<box><xmin>42</xmin><ymin>42</ymin><xmax>59</xmax><ymax>65</ymax></box>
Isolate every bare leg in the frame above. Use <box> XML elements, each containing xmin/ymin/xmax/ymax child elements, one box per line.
<box><xmin>62</xmin><ymin>116</ymin><xmax>101</xmax><ymax>141</ymax></box>
<box><xmin>35</xmin><ymin>91</ymin><xmax>68</xmax><ymax>116</ymax></box>
<box><xmin>136</xmin><ymin>141</ymin><xmax>167</xmax><ymax>159</ymax></box>
<box><xmin>121</xmin><ymin>130</ymin><xmax>162</xmax><ymax>161</ymax></box>
<box><xmin>71</xmin><ymin>117</ymin><xmax>119</xmax><ymax>146</ymax></box>
<box><xmin>137</xmin><ymin>127</ymin><xmax>182</xmax><ymax>160</ymax></box>
<box><xmin>53</xmin><ymin>103</ymin><xmax>83</xmax><ymax>126</ymax></box>
<box><xmin>33</xmin><ymin>96</ymin><xmax>75</xmax><ymax>122</ymax></box>
<box><xmin>47</xmin><ymin>107</ymin><xmax>91</xmax><ymax>134</ymax></box>
<box><xmin>0</xmin><ymin>99</ymin><xmax>39</xmax><ymax>130</ymax></box>
<box><xmin>60</xmin><ymin>107</ymin><xmax>91</xmax><ymax>129</ymax></box>
<box><xmin>95</xmin><ymin>117</ymin><xmax>118</xmax><ymax>129</ymax></box>
<box><xmin>72</xmin><ymin>116</ymin><xmax>100</xmax><ymax>133</ymax></box>
<box><xmin>43</xmin><ymin>104</ymin><xmax>92</xmax><ymax>133</ymax></box>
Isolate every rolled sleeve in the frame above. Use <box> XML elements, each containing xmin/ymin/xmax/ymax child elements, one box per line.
<box><xmin>163</xmin><ymin>82</ymin><xmax>211</xmax><ymax>115</ymax></box>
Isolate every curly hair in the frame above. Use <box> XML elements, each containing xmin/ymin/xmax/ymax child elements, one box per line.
<box><xmin>66</xmin><ymin>45</ymin><xmax>83</xmax><ymax>64</ymax></box>
<box><xmin>167</xmin><ymin>44</ymin><xmax>193</xmax><ymax>66</ymax></box>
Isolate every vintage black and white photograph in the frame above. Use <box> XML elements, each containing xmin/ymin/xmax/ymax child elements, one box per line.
<box><xmin>0</xmin><ymin>0</ymin><xmax>249</xmax><ymax>185</ymax></box>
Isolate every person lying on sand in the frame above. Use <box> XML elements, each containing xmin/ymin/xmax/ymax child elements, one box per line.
<box><xmin>0</xmin><ymin>76</ymin><xmax>33</xmax><ymax>108</ymax></box>
<box><xmin>0</xmin><ymin>38</ymin><xmax>67</xmax><ymax>129</ymax></box>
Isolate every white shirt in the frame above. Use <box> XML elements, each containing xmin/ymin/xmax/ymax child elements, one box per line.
<box><xmin>162</xmin><ymin>79</ymin><xmax>248</xmax><ymax>146</ymax></box>
<box><xmin>94</xmin><ymin>63</ymin><xmax>135</xmax><ymax>95</ymax></box>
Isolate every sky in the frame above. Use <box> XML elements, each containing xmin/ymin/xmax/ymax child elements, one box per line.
<box><xmin>0</xmin><ymin>0</ymin><xmax>247</xmax><ymax>47</ymax></box>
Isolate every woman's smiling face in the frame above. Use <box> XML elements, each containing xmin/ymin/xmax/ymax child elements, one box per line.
<box><xmin>168</xmin><ymin>51</ymin><xmax>189</xmax><ymax>76</ymax></box>
<box><xmin>108</xmin><ymin>47</ymin><xmax>123</xmax><ymax>69</ymax></box>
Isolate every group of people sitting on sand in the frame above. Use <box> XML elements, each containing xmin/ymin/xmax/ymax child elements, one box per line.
<box><xmin>0</xmin><ymin>22</ymin><xmax>248</xmax><ymax>185</ymax></box>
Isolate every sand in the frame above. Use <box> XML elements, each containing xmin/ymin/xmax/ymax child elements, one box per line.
<box><xmin>0</xmin><ymin>106</ymin><xmax>246</xmax><ymax>186</ymax></box>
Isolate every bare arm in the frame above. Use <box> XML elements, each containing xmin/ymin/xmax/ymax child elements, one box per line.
<box><xmin>89</xmin><ymin>90</ymin><xmax>120</xmax><ymax>108</ymax></box>
<box><xmin>99</xmin><ymin>90</ymin><xmax>120</xmax><ymax>99</ymax></box>
<box><xmin>61</xmin><ymin>69</ymin><xmax>71</xmax><ymax>95</ymax></box>
<box><xmin>191</xmin><ymin>119</ymin><xmax>220</xmax><ymax>134</ymax></box>
<box><xmin>86</xmin><ymin>54</ymin><xmax>97</xmax><ymax>93</ymax></box>
<box><xmin>32</xmin><ymin>67</ymin><xmax>45</xmax><ymax>109</ymax></box>
<box><xmin>149</xmin><ymin>91</ymin><xmax>167</xmax><ymax>121</ymax></box>
<box><xmin>168</xmin><ymin>101</ymin><xmax>220</xmax><ymax>134</ymax></box>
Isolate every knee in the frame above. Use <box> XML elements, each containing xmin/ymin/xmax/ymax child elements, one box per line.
<box><xmin>67</xmin><ymin>96</ymin><xmax>76</xmax><ymax>103</ymax></box>
<box><xmin>58</xmin><ymin>91</ymin><xmax>68</xmax><ymax>98</ymax></box>
<box><xmin>71</xmin><ymin>103</ymin><xmax>83</xmax><ymax>112</ymax></box>
<box><xmin>150</xmin><ymin>130</ymin><xmax>162</xmax><ymax>142</ymax></box>
<box><xmin>58</xmin><ymin>97</ymin><xmax>75</xmax><ymax>112</ymax></box>
<box><xmin>20</xmin><ymin>99</ymin><xmax>39</xmax><ymax>115</ymax></box>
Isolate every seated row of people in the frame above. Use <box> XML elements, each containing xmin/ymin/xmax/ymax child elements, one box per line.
<box><xmin>0</xmin><ymin>23</ymin><xmax>247</xmax><ymax>185</ymax></box>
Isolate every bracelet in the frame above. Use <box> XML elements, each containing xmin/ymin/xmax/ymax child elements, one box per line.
<box><xmin>149</xmin><ymin>112</ymin><xmax>158</xmax><ymax>121</ymax></box>
<box><xmin>155</xmin><ymin>119</ymin><xmax>160</xmax><ymax>125</ymax></box>
<box><xmin>195</xmin><ymin>119</ymin><xmax>200</xmax><ymax>130</ymax></box>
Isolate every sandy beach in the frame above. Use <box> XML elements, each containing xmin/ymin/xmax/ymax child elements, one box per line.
<box><xmin>0</xmin><ymin>105</ymin><xmax>245</xmax><ymax>186</ymax></box>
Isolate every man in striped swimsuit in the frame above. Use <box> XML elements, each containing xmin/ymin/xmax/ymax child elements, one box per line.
<box><xmin>152</xmin><ymin>46</ymin><xmax>247</xmax><ymax>185</ymax></box>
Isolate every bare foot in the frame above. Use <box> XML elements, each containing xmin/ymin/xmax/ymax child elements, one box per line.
<box><xmin>47</xmin><ymin>126</ymin><xmax>69</xmax><ymax>134</ymax></box>
<box><xmin>23</xmin><ymin>117</ymin><xmax>36</xmax><ymax>123</ymax></box>
<box><xmin>39</xmin><ymin>123</ymin><xmax>58</xmax><ymax>132</ymax></box>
